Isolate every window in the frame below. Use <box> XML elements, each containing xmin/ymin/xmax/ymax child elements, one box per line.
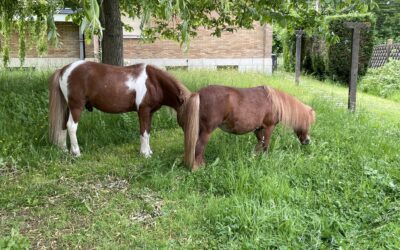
<box><xmin>166</xmin><ymin>66</ymin><xmax>188</xmax><ymax>71</ymax></box>
<box><xmin>217</xmin><ymin>65</ymin><xmax>238</xmax><ymax>70</ymax></box>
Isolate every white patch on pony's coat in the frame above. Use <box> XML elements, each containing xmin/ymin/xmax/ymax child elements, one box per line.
<box><xmin>125</xmin><ymin>64</ymin><xmax>148</xmax><ymax>109</ymax></box>
<box><xmin>140</xmin><ymin>130</ymin><xmax>152</xmax><ymax>158</ymax></box>
<box><xmin>67</xmin><ymin>113</ymin><xmax>80</xmax><ymax>156</ymax></box>
<box><xmin>59</xmin><ymin>60</ymin><xmax>86</xmax><ymax>103</ymax></box>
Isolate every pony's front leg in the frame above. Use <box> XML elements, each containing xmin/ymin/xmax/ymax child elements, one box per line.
<box><xmin>262</xmin><ymin>125</ymin><xmax>275</xmax><ymax>152</ymax></box>
<box><xmin>138</xmin><ymin>108</ymin><xmax>153</xmax><ymax>158</ymax></box>
<box><xmin>254</xmin><ymin>128</ymin><xmax>265</xmax><ymax>152</ymax></box>
<box><xmin>254</xmin><ymin>125</ymin><xmax>275</xmax><ymax>153</ymax></box>
<box><xmin>67</xmin><ymin>109</ymin><xmax>82</xmax><ymax>157</ymax></box>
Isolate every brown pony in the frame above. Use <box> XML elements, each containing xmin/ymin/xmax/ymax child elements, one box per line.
<box><xmin>184</xmin><ymin>85</ymin><xmax>316</xmax><ymax>171</ymax></box>
<box><xmin>49</xmin><ymin>60</ymin><xmax>199</xmax><ymax>164</ymax></box>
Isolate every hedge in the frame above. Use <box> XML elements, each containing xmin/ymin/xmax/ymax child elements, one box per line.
<box><xmin>282</xmin><ymin>29</ymin><xmax>296</xmax><ymax>72</ymax></box>
<box><xmin>282</xmin><ymin>13</ymin><xmax>376</xmax><ymax>84</ymax></box>
<box><xmin>282</xmin><ymin>32</ymin><xmax>327</xmax><ymax>79</ymax></box>
<box><xmin>325</xmin><ymin>13</ymin><xmax>376</xmax><ymax>83</ymax></box>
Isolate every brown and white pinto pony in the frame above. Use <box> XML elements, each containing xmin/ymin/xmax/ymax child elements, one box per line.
<box><xmin>49</xmin><ymin>60</ymin><xmax>199</xmax><ymax>165</ymax></box>
<box><xmin>187</xmin><ymin>85</ymin><xmax>316</xmax><ymax>171</ymax></box>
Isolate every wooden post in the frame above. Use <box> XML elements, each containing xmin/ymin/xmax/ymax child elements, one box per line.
<box><xmin>344</xmin><ymin>22</ymin><xmax>370</xmax><ymax>112</ymax></box>
<box><xmin>295</xmin><ymin>30</ymin><xmax>304</xmax><ymax>85</ymax></box>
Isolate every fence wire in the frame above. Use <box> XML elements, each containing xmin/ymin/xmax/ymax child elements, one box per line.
<box><xmin>278</xmin><ymin>73</ymin><xmax>400</xmax><ymax>126</ymax></box>
<box><xmin>369</xmin><ymin>43</ymin><xmax>400</xmax><ymax>68</ymax></box>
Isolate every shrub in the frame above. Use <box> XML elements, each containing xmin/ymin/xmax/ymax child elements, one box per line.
<box><xmin>272</xmin><ymin>26</ymin><xmax>284</xmax><ymax>55</ymax></box>
<box><xmin>311</xmin><ymin>52</ymin><xmax>326</xmax><ymax>78</ymax></box>
<box><xmin>302</xmin><ymin>36</ymin><xmax>327</xmax><ymax>79</ymax></box>
<box><xmin>301</xmin><ymin>36</ymin><xmax>313</xmax><ymax>74</ymax></box>
<box><xmin>282</xmin><ymin>29</ymin><xmax>296</xmax><ymax>72</ymax></box>
<box><xmin>281</xmin><ymin>13</ymin><xmax>374</xmax><ymax>83</ymax></box>
<box><xmin>325</xmin><ymin>13</ymin><xmax>375</xmax><ymax>83</ymax></box>
<box><xmin>360</xmin><ymin>60</ymin><xmax>400</xmax><ymax>101</ymax></box>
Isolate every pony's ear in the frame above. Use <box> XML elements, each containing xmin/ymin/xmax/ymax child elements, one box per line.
<box><xmin>178</xmin><ymin>89</ymin><xmax>186</xmax><ymax>104</ymax></box>
<box><xmin>179</xmin><ymin>97</ymin><xmax>185</xmax><ymax>105</ymax></box>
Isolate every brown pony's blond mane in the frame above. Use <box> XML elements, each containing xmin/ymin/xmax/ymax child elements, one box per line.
<box><xmin>265</xmin><ymin>86</ymin><xmax>315</xmax><ymax>131</ymax></box>
<box><xmin>174</xmin><ymin>85</ymin><xmax>199</xmax><ymax>170</ymax></box>
<box><xmin>170</xmin><ymin>77</ymin><xmax>199</xmax><ymax>169</ymax></box>
<box><xmin>150</xmin><ymin>65</ymin><xmax>199</xmax><ymax>169</ymax></box>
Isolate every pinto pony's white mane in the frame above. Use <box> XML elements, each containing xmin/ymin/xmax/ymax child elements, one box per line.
<box><xmin>265</xmin><ymin>86</ymin><xmax>316</xmax><ymax>131</ymax></box>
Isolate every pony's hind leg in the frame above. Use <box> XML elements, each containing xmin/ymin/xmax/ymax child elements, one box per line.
<box><xmin>58</xmin><ymin>109</ymin><xmax>69</xmax><ymax>152</ymax></box>
<box><xmin>58</xmin><ymin>130</ymin><xmax>68</xmax><ymax>152</ymax></box>
<box><xmin>52</xmin><ymin>107</ymin><xmax>68</xmax><ymax>152</ymax></box>
<box><xmin>194</xmin><ymin>130</ymin><xmax>212</xmax><ymax>170</ymax></box>
<box><xmin>67</xmin><ymin>108</ymin><xmax>83</xmax><ymax>156</ymax></box>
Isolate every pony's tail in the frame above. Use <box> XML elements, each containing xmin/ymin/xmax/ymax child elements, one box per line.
<box><xmin>183</xmin><ymin>93</ymin><xmax>200</xmax><ymax>170</ymax></box>
<box><xmin>48</xmin><ymin>69</ymin><xmax>67</xmax><ymax>146</ymax></box>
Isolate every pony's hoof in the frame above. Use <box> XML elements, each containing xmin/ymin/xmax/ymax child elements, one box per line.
<box><xmin>253</xmin><ymin>149</ymin><xmax>268</xmax><ymax>155</ymax></box>
<box><xmin>71</xmin><ymin>150</ymin><xmax>81</xmax><ymax>157</ymax></box>
<box><xmin>141</xmin><ymin>150</ymin><xmax>153</xmax><ymax>158</ymax></box>
<box><xmin>254</xmin><ymin>144</ymin><xmax>263</xmax><ymax>152</ymax></box>
<box><xmin>254</xmin><ymin>148</ymin><xmax>263</xmax><ymax>154</ymax></box>
<box><xmin>191</xmin><ymin>162</ymin><xmax>203</xmax><ymax>172</ymax></box>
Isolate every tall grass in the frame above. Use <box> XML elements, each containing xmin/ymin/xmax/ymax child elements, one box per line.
<box><xmin>360</xmin><ymin>60</ymin><xmax>400</xmax><ymax>102</ymax></box>
<box><xmin>0</xmin><ymin>69</ymin><xmax>399</xmax><ymax>248</ymax></box>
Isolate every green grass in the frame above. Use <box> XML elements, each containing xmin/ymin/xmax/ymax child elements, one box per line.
<box><xmin>359</xmin><ymin>60</ymin><xmax>400</xmax><ymax>102</ymax></box>
<box><xmin>1</xmin><ymin>69</ymin><xmax>400</xmax><ymax>249</ymax></box>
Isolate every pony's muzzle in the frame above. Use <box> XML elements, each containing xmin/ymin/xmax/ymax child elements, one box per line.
<box><xmin>301</xmin><ymin>138</ymin><xmax>311</xmax><ymax>145</ymax></box>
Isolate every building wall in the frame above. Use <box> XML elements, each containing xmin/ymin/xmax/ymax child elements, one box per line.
<box><xmin>9</xmin><ymin>22</ymin><xmax>80</xmax><ymax>58</ymax></box>
<box><xmin>7</xmin><ymin>22</ymin><xmax>80</xmax><ymax>68</ymax></box>
<box><xmin>124</xmin><ymin>23</ymin><xmax>271</xmax><ymax>59</ymax></box>
<box><xmin>5</xmin><ymin>21</ymin><xmax>273</xmax><ymax>73</ymax></box>
<box><xmin>124</xmin><ymin>23</ymin><xmax>273</xmax><ymax>73</ymax></box>
<box><xmin>7</xmin><ymin>22</ymin><xmax>95</xmax><ymax>68</ymax></box>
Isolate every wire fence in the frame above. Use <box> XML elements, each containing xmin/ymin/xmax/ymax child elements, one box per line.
<box><xmin>369</xmin><ymin>42</ymin><xmax>400</xmax><ymax>68</ymax></box>
<box><xmin>275</xmin><ymin>72</ymin><xmax>400</xmax><ymax>125</ymax></box>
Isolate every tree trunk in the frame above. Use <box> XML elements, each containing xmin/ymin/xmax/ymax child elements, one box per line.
<box><xmin>100</xmin><ymin>0</ymin><xmax>123</xmax><ymax>66</ymax></box>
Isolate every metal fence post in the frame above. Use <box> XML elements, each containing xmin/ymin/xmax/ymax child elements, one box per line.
<box><xmin>386</xmin><ymin>39</ymin><xmax>393</xmax><ymax>62</ymax></box>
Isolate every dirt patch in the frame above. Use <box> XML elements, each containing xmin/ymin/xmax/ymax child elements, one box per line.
<box><xmin>130</xmin><ymin>189</ymin><xmax>165</xmax><ymax>227</ymax></box>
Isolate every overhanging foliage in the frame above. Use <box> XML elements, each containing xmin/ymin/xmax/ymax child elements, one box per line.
<box><xmin>1</xmin><ymin>0</ymin><xmax>321</xmax><ymax>67</ymax></box>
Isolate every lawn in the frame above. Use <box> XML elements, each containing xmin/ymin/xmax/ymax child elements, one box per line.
<box><xmin>1</xmin><ymin>69</ymin><xmax>399</xmax><ymax>248</ymax></box>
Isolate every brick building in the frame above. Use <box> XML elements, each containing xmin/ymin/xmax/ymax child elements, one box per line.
<box><xmin>6</xmin><ymin>10</ymin><xmax>273</xmax><ymax>74</ymax></box>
